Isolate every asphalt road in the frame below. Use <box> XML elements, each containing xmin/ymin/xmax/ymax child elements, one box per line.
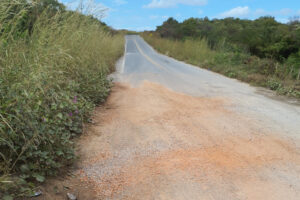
<box><xmin>115</xmin><ymin>35</ymin><xmax>300</xmax><ymax>138</ymax></box>
<box><xmin>76</xmin><ymin>35</ymin><xmax>300</xmax><ymax>199</ymax></box>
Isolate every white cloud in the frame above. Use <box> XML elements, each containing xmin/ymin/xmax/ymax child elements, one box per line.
<box><xmin>220</xmin><ymin>6</ymin><xmax>250</xmax><ymax>18</ymax></box>
<box><xmin>149</xmin><ymin>15</ymin><xmax>169</xmax><ymax>20</ymax></box>
<box><xmin>144</xmin><ymin>0</ymin><xmax>207</xmax><ymax>9</ymax></box>
<box><xmin>198</xmin><ymin>10</ymin><xmax>203</xmax><ymax>15</ymax></box>
<box><xmin>254</xmin><ymin>8</ymin><xmax>295</xmax><ymax>17</ymax></box>
<box><xmin>217</xmin><ymin>7</ymin><xmax>296</xmax><ymax>23</ymax></box>
<box><xmin>113</xmin><ymin>0</ymin><xmax>127</xmax><ymax>6</ymax></box>
<box><xmin>162</xmin><ymin>15</ymin><xmax>169</xmax><ymax>20</ymax></box>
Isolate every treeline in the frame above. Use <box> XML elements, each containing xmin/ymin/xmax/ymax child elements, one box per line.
<box><xmin>156</xmin><ymin>17</ymin><xmax>300</xmax><ymax>66</ymax></box>
<box><xmin>0</xmin><ymin>0</ymin><xmax>124</xmax><ymax>198</ymax></box>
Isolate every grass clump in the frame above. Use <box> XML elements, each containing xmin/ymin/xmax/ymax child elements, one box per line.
<box><xmin>0</xmin><ymin>0</ymin><xmax>124</xmax><ymax>197</ymax></box>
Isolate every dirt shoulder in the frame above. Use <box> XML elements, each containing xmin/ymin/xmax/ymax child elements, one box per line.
<box><xmin>35</xmin><ymin>81</ymin><xmax>300</xmax><ymax>200</ymax></box>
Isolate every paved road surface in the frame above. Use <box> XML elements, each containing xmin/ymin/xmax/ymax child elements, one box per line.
<box><xmin>115</xmin><ymin>35</ymin><xmax>300</xmax><ymax>137</ymax></box>
<box><xmin>75</xmin><ymin>35</ymin><xmax>300</xmax><ymax>199</ymax></box>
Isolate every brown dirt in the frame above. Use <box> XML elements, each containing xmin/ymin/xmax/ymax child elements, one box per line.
<box><xmin>37</xmin><ymin>81</ymin><xmax>300</xmax><ymax>200</ymax></box>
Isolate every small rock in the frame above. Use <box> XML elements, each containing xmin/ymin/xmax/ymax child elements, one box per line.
<box><xmin>67</xmin><ymin>193</ymin><xmax>77</xmax><ymax>200</ymax></box>
<box><xmin>63</xmin><ymin>185</ymin><xmax>71</xmax><ymax>190</ymax></box>
<box><xmin>31</xmin><ymin>190</ymin><xmax>43</xmax><ymax>197</ymax></box>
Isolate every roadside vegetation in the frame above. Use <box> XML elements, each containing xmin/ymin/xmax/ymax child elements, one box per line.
<box><xmin>142</xmin><ymin>17</ymin><xmax>300</xmax><ymax>98</ymax></box>
<box><xmin>0</xmin><ymin>0</ymin><xmax>124</xmax><ymax>198</ymax></box>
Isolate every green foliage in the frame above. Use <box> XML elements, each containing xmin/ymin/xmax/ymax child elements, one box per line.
<box><xmin>156</xmin><ymin>16</ymin><xmax>300</xmax><ymax>62</ymax></box>
<box><xmin>156</xmin><ymin>17</ymin><xmax>181</xmax><ymax>39</ymax></box>
<box><xmin>287</xmin><ymin>51</ymin><xmax>300</xmax><ymax>79</ymax></box>
<box><xmin>267</xmin><ymin>78</ymin><xmax>282</xmax><ymax>90</ymax></box>
<box><xmin>0</xmin><ymin>0</ymin><xmax>124</xmax><ymax>197</ymax></box>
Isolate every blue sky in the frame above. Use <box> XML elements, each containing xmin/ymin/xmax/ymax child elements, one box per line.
<box><xmin>60</xmin><ymin>0</ymin><xmax>300</xmax><ymax>31</ymax></box>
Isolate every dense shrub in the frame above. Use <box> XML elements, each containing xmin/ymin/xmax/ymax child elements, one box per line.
<box><xmin>156</xmin><ymin>17</ymin><xmax>300</xmax><ymax>63</ymax></box>
<box><xmin>0</xmin><ymin>0</ymin><xmax>124</xmax><ymax>197</ymax></box>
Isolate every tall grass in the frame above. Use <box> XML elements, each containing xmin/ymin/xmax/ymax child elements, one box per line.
<box><xmin>143</xmin><ymin>33</ymin><xmax>215</xmax><ymax>67</ymax></box>
<box><xmin>0</xmin><ymin>0</ymin><xmax>124</xmax><ymax>197</ymax></box>
<box><xmin>142</xmin><ymin>33</ymin><xmax>300</xmax><ymax>98</ymax></box>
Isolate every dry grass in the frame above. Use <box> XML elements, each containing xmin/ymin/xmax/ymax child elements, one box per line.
<box><xmin>142</xmin><ymin>33</ymin><xmax>215</xmax><ymax>67</ymax></box>
<box><xmin>0</xmin><ymin>0</ymin><xmax>124</xmax><ymax>197</ymax></box>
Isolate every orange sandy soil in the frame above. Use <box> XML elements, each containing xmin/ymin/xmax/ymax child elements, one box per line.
<box><xmin>35</xmin><ymin>81</ymin><xmax>300</xmax><ymax>200</ymax></box>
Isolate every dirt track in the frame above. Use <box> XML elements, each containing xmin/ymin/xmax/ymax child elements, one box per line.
<box><xmin>39</xmin><ymin>36</ymin><xmax>300</xmax><ymax>200</ymax></box>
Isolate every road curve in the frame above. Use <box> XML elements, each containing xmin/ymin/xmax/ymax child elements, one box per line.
<box><xmin>75</xmin><ymin>35</ymin><xmax>300</xmax><ymax>199</ymax></box>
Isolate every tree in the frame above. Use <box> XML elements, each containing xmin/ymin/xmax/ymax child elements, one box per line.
<box><xmin>156</xmin><ymin>17</ymin><xmax>181</xmax><ymax>38</ymax></box>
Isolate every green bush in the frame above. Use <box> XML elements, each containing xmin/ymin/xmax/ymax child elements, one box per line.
<box><xmin>287</xmin><ymin>51</ymin><xmax>300</xmax><ymax>79</ymax></box>
<box><xmin>267</xmin><ymin>78</ymin><xmax>282</xmax><ymax>90</ymax></box>
<box><xmin>0</xmin><ymin>0</ymin><xmax>124</xmax><ymax>197</ymax></box>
